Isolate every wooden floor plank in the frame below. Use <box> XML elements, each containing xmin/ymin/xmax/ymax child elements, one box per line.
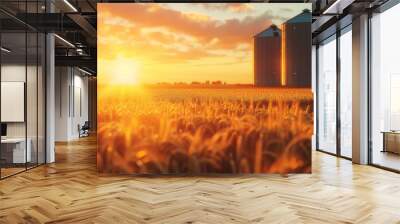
<box><xmin>0</xmin><ymin>136</ymin><xmax>400</xmax><ymax>223</ymax></box>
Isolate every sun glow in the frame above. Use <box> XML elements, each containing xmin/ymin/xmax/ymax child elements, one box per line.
<box><xmin>103</xmin><ymin>57</ymin><xmax>141</xmax><ymax>86</ymax></box>
<box><xmin>281</xmin><ymin>25</ymin><xmax>287</xmax><ymax>86</ymax></box>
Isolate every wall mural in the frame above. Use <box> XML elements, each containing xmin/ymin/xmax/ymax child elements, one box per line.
<box><xmin>97</xmin><ymin>3</ymin><xmax>313</xmax><ymax>174</ymax></box>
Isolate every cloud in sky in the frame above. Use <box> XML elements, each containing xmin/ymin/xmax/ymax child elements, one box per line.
<box><xmin>99</xmin><ymin>4</ymin><xmax>276</xmax><ymax>60</ymax></box>
<box><xmin>98</xmin><ymin>3</ymin><xmax>310</xmax><ymax>84</ymax></box>
<box><xmin>195</xmin><ymin>3</ymin><xmax>255</xmax><ymax>12</ymax></box>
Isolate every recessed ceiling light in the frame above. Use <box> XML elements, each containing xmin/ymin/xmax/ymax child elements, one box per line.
<box><xmin>322</xmin><ymin>0</ymin><xmax>354</xmax><ymax>15</ymax></box>
<box><xmin>78</xmin><ymin>67</ymin><xmax>93</xmax><ymax>76</ymax></box>
<box><xmin>1</xmin><ymin>47</ymin><xmax>11</xmax><ymax>53</ymax></box>
<box><xmin>63</xmin><ymin>0</ymin><xmax>78</xmax><ymax>12</ymax></box>
<box><xmin>54</xmin><ymin>34</ymin><xmax>75</xmax><ymax>48</ymax></box>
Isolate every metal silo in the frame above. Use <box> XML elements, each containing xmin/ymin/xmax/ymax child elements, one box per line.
<box><xmin>254</xmin><ymin>25</ymin><xmax>281</xmax><ymax>87</ymax></box>
<box><xmin>281</xmin><ymin>9</ymin><xmax>312</xmax><ymax>88</ymax></box>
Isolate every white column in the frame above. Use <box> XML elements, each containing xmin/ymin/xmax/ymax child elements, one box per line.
<box><xmin>46</xmin><ymin>33</ymin><xmax>55</xmax><ymax>163</ymax></box>
<box><xmin>352</xmin><ymin>14</ymin><xmax>369</xmax><ymax>164</ymax></box>
<box><xmin>45</xmin><ymin>0</ymin><xmax>56</xmax><ymax>163</ymax></box>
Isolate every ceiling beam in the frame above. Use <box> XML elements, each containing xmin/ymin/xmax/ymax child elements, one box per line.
<box><xmin>67</xmin><ymin>13</ymin><xmax>97</xmax><ymax>39</ymax></box>
<box><xmin>55</xmin><ymin>55</ymin><xmax>96</xmax><ymax>73</ymax></box>
<box><xmin>323</xmin><ymin>0</ymin><xmax>356</xmax><ymax>14</ymax></box>
<box><xmin>13</xmin><ymin>13</ymin><xmax>81</xmax><ymax>32</ymax></box>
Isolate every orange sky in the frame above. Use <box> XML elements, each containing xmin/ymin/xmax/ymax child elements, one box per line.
<box><xmin>98</xmin><ymin>3</ymin><xmax>310</xmax><ymax>85</ymax></box>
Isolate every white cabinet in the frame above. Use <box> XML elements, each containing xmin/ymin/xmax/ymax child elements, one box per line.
<box><xmin>1</xmin><ymin>138</ymin><xmax>32</xmax><ymax>163</ymax></box>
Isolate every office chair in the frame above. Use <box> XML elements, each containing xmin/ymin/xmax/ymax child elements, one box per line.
<box><xmin>79</xmin><ymin>121</ymin><xmax>90</xmax><ymax>138</ymax></box>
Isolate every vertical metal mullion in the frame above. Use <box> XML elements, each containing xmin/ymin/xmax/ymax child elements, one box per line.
<box><xmin>44</xmin><ymin>40</ymin><xmax>47</xmax><ymax>164</ymax></box>
<box><xmin>36</xmin><ymin>0</ymin><xmax>39</xmax><ymax>167</ymax></box>
<box><xmin>44</xmin><ymin>33</ymin><xmax>47</xmax><ymax>165</ymax></box>
<box><xmin>73</xmin><ymin>68</ymin><xmax>75</xmax><ymax>118</ymax></box>
<box><xmin>59</xmin><ymin>68</ymin><xmax>62</xmax><ymax>117</ymax></box>
<box><xmin>367</xmin><ymin>11</ymin><xmax>373</xmax><ymax>165</ymax></box>
<box><xmin>25</xmin><ymin>0</ymin><xmax>28</xmax><ymax>171</ymax></box>
<box><xmin>44</xmin><ymin>0</ymin><xmax>48</xmax><ymax>164</ymax></box>
<box><xmin>316</xmin><ymin>44</ymin><xmax>320</xmax><ymax>151</ymax></box>
<box><xmin>336</xmin><ymin>30</ymin><xmax>341</xmax><ymax>157</ymax></box>
<box><xmin>68</xmin><ymin>69</ymin><xmax>71</xmax><ymax>118</ymax></box>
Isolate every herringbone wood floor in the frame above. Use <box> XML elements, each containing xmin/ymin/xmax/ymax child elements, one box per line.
<box><xmin>1</xmin><ymin>136</ymin><xmax>400</xmax><ymax>224</ymax></box>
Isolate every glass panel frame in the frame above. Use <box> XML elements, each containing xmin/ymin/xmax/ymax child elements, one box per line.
<box><xmin>317</xmin><ymin>34</ymin><xmax>337</xmax><ymax>155</ymax></box>
<box><xmin>315</xmin><ymin>24</ymin><xmax>353</xmax><ymax>160</ymax></box>
<box><xmin>0</xmin><ymin>1</ymin><xmax>47</xmax><ymax>180</ymax></box>
<box><xmin>339</xmin><ymin>25</ymin><xmax>353</xmax><ymax>159</ymax></box>
<box><xmin>0</xmin><ymin>30</ymin><xmax>28</xmax><ymax>178</ymax></box>
<box><xmin>369</xmin><ymin>3</ymin><xmax>400</xmax><ymax>172</ymax></box>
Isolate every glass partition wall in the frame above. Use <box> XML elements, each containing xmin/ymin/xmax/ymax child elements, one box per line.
<box><xmin>316</xmin><ymin>25</ymin><xmax>352</xmax><ymax>159</ymax></box>
<box><xmin>339</xmin><ymin>27</ymin><xmax>352</xmax><ymax>159</ymax></box>
<box><xmin>317</xmin><ymin>35</ymin><xmax>337</xmax><ymax>155</ymax></box>
<box><xmin>316</xmin><ymin>1</ymin><xmax>400</xmax><ymax>171</ymax></box>
<box><xmin>0</xmin><ymin>2</ymin><xmax>46</xmax><ymax>179</ymax></box>
<box><xmin>1</xmin><ymin>31</ymin><xmax>27</xmax><ymax>177</ymax></box>
<box><xmin>370</xmin><ymin>3</ymin><xmax>400</xmax><ymax>171</ymax></box>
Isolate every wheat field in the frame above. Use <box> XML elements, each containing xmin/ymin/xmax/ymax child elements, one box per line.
<box><xmin>97</xmin><ymin>87</ymin><xmax>313</xmax><ymax>174</ymax></box>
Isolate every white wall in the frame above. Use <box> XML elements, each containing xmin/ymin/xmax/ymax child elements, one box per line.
<box><xmin>55</xmin><ymin>67</ymin><xmax>89</xmax><ymax>141</ymax></box>
<box><xmin>72</xmin><ymin>73</ymin><xmax>89</xmax><ymax>138</ymax></box>
<box><xmin>55</xmin><ymin>67</ymin><xmax>70</xmax><ymax>141</ymax></box>
<box><xmin>1</xmin><ymin>65</ymin><xmax>26</xmax><ymax>139</ymax></box>
<box><xmin>1</xmin><ymin>63</ymin><xmax>46</xmax><ymax>164</ymax></box>
<box><xmin>1</xmin><ymin>65</ymin><xmax>38</xmax><ymax>138</ymax></box>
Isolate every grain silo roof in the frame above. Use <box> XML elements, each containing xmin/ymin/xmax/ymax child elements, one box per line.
<box><xmin>285</xmin><ymin>9</ymin><xmax>311</xmax><ymax>24</ymax></box>
<box><xmin>254</xmin><ymin>25</ymin><xmax>281</xmax><ymax>38</ymax></box>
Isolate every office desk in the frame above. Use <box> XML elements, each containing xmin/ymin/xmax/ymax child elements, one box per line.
<box><xmin>1</xmin><ymin>138</ymin><xmax>31</xmax><ymax>164</ymax></box>
<box><xmin>382</xmin><ymin>131</ymin><xmax>400</xmax><ymax>154</ymax></box>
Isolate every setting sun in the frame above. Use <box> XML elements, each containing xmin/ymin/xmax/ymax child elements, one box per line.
<box><xmin>99</xmin><ymin>56</ymin><xmax>140</xmax><ymax>85</ymax></box>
